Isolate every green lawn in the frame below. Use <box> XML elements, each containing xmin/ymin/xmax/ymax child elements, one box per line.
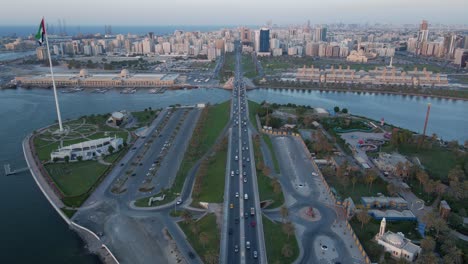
<box><xmin>248</xmin><ymin>100</ymin><xmax>260</xmax><ymax>128</ymax></box>
<box><xmin>192</xmin><ymin>146</ymin><xmax>227</xmax><ymax>204</ymax></box>
<box><xmin>61</xmin><ymin>208</ymin><xmax>77</xmax><ymax>218</ymax></box>
<box><xmin>253</xmin><ymin>135</ymin><xmax>284</xmax><ymax>208</ymax></box>
<box><xmin>323</xmin><ymin>172</ymin><xmax>389</xmax><ymax>203</ymax></box>
<box><xmin>242</xmin><ymin>54</ymin><xmax>257</xmax><ymax>78</ymax></box>
<box><xmin>33</xmin><ymin>138</ymin><xmax>60</xmax><ymax>161</ymax></box>
<box><xmin>220</xmin><ymin>52</ymin><xmax>235</xmax><ymax>83</ymax></box>
<box><xmin>263</xmin><ymin>216</ymin><xmax>299</xmax><ymax>263</ymax></box>
<box><xmin>350</xmin><ymin>217</ymin><xmax>421</xmax><ymax>262</ymax></box>
<box><xmin>179</xmin><ymin>214</ymin><xmax>220</xmax><ymax>263</ymax></box>
<box><xmin>199</xmin><ymin>101</ymin><xmax>231</xmax><ymax>151</ymax></box>
<box><xmin>174</xmin><ymin>101</ymin><xmax>230</xmax><ymax>192</ymax></box>
<box><xmin>45</xmin><ymin>161</ymin><xmax>108</xmax><ymax>197</ymax></box>
<box><xmin>381</xmin><ymin>143</ymin><xmax>461</xmax><ymax>181</ymax></box>
<box><xmin>131</xmin><ymin>109</ymin><xmax>158</xmax><ymax>126</ymax></box>
<box><xmin>262</xmin><ymin>134</ymin><xmax>280</xmax><ymax>174</ymax></box>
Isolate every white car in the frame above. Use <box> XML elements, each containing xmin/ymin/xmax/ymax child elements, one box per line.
<box><xmin>231</xmin><ymin>171</ymin><xmax>234</xmax><ymax>177</ymax></box>
<box><xmin>176</xmin><ymin>198</ymin><xmax>182</xmax><ymax>205</ymax></box>
<box><xmin>312</xmin><ymin>172</ymin><xmax>318</xmax><ymax>176</ymax></box>
<box><xmin>235</xmin><ymin>192</ymin><xmax>239</xmax><ymax>198</ymax></box>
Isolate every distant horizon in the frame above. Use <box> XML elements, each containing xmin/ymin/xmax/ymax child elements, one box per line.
<box><xmin>1</xmin><ymin>0</ymin><xmax>468</xmax><ymax>26</ymax></box>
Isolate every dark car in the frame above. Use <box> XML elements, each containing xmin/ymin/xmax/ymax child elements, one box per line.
<box><xmin>188</xmin><ymin>251</ymin><xmax>195</xmax><ymax>259</ymax></box>
<box><xmin>235</xmin><ymin>218</ymin><xmax>239</xmax><ymax>224</ymax></box>
<box><xmin>229</xmin><ymin>228</ymin><xmax>233</xmax><ymax>235</ymax></box>
<box><xmin>250</xmin><ymin>221</ymin><xmax>256</xmax><ymax>227</ymax></box>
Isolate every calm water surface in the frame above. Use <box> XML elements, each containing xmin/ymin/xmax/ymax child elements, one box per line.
<box><xmin>248</xmin><ymin>88</ymin><xmax>468</xmax><ymax>142</ymax></box>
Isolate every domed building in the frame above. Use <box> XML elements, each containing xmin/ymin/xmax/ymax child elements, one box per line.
<box><xmin>79</xmin><ymin>69</ymin><xmax>89</xmax><ymax>78</ymax></box>
<box><xmin>120</xmin><ymin>69</ymin><xmax>130</xmax><ymax>78</ymax></box>
<box><xmin>375</xmin><ymin>218</ymin><xmax>421</xmax><ymax>262</ymax></box>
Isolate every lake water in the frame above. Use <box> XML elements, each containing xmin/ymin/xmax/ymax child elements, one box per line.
<box><xmin>248</xmin><ymin>88</ymin><xmax>468</xmax><ymax>143</ymax></box>
<box><xmin>0</xmin><ymin>87</ymin><xmax>466</xmax><ymax>263</ymax></box>
<box><xmin>0</xmin><ymin>51</ymin><xmax>36</xmax><ymax>62</ymax></box>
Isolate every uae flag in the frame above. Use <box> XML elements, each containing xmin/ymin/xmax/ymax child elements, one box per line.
<box><xmin>35</xmin><ymin>18</ymin><xmax>46</xmax><ymax>46</ymax></box>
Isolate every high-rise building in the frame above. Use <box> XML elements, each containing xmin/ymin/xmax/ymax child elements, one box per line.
<box><xmin>36</xmin><ymin>46</ymin><xmax>48</xmax><ymax>60</ymax></box>
<box><xmin>240</xmin><ymin>27</ymin><xmax>251</xmax><ymax>44</ymax></box>
<box><xmin>416</xmin><ymin>20</ymin><xmax>429</xmax><ymax>55</ymax></box>
<box><xmin>321</xmin><ymin>27</ymin><xmax>327</xmax><ymax>42</ymax></box>
<box><xmin>259</xmin><ymin>28</ymin><xmax>270</xmax><ymax>53</ymax></box>
<box><xmin>313</xmin><ymin>27</ymin><xmax>327</xmax><ymax>42</ymax></box>
<box><xmin>142</xmin><ymin>38</ymin><xmax>155</xmax><ymax>54</ymax></box>
<box><xmin>314</xmin><ymin>27</ymin><xmax>321</xmax><ymax>42</ymax></box>
<box><xmin>453</xmin><ymin>48</ymin><xmax>468</xmax><ymax>66</ymax></box>
<box><xmin>254</xmin><ymin>30</ymin><xmax>260</xmax><ymax>52</ymax></box>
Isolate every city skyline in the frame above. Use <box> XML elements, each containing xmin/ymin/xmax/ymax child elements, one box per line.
<box><xmin>1</xmin><ymin>0</ymin><xmax>468</xmax><ymax>26</ymax></box>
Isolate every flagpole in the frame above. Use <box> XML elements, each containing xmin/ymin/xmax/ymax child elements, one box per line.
<box><xmin>43</xmin><ymin>17</ymin><xmax>64</xmax><ymax>132</ymax></box>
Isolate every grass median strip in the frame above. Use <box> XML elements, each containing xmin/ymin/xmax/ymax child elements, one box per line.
<box><xmin>252</xmin><ymin>134</ymin><xmax>284</xmax><ymax>209</ymax></box>
<box><xmin>135</xmin><ymin>101</ymin><xmax>231</xmax><ymax>207</ymax></box>
<box><xmin>263</xmin><ymin>216</ymin><xmax>299</xmax><ymax>263</ymax></box>
<box><xmin>262</xmin><ymin>134</ymin><xmax>280</xmax><ymax>174</ymax></box>
<box><xmin>179</xmin><ymin>213</ymin><xmax>220</xmax><ymax>263</ymax></box>
<box><xmin>248</xmin><ymin>100</ymin><xmax>260</xmax><ymax>128</ymax></box>
<box><xmin>192</xmin><ymin>137</ymin><xmax>228</xmax><ymax>204</ymax></box>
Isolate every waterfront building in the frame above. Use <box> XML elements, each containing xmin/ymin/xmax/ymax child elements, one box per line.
<box><xmin>50</xmin><ymin>137</ymin><xmax>123</xmax><ymax>161</ymax></box>
<box><xmin>375</xmin><ymin>218</ymin><xmax>421</xmax><ymax>262</ymax></box>
<box><xmin>296</xmin><ymin>65</ymin><xmax>449</xmax><ymax>87</ymax></box>
<box><xmin>16</xmin><ymin>69</ymin><xmax>180</xmax><ymax>88</ymax></box>
<box><xmin>4</xmin><ymin>38</ymin><xmax>36</xmax><ymax>51</ymax></box>
<box><xmin>346</xmin><ymin>50</ymin><xmax>368</xmax><ymax>62</ymax></box>
<box><xmin>36</xmin><ymin>46</ymin><xmax>49</xmax><ymax>61</ymax></box>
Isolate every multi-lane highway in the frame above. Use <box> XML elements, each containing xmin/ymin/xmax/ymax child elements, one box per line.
<box><xmin>222</xmin><ymin>41</ymin><xmax>266</xmax><ymax>264</ymax></box>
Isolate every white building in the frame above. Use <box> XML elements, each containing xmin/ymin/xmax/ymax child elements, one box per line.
<box><xmin>50</xmin><ymin>137</ymin><xmax>124</xmax><ymax>161</ymax></box>
<box><xmin>375</xmin><ymin>218</ymin><xmax>421</xmax><ymax>262</ymax></box>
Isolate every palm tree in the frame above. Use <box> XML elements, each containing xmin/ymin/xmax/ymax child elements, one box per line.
<box><xmin>282</xmin><ymin>222</ymin><xmax>295</xmax><ymax>240</ymax></box>
<box><xmin>351</xmin><ymin>176</ymin><xmax>357</xmax><ymax>193</ymax></box>
<box><xmin>356</xmin><ymin>209</ymin><xmax>371</xmax><ymax>229</ymax></box>
<box><xmin>280</xmin><ymin>206</ymin><xmax>289</xmax><ymax>223</ymax></box>
<box><xmin>190</xmin><ymin>222</ymin><xmax>199</xmax><ymax>235</ymax></box>
<box><xmin>181</xmin><ymin>210</ymin><xmax>192</xmax><ymax>224</ymax></box>
<box><xmin>204</xmin><ymin>250</ymin><xmax>218</xmax><ymax>264</ymax></box>
<box><xmin>420</xmin><ymin>236</ymin><xmax>436</xmax><ymax>253</ymax></box>
<box><xmin>416</xmin><ymin>169</ymin><xmax>429</xmax><ymax>189</ymax></box>
<box><xmin>271</xmin><ymin>179</ymin><xmax>282</xmax><ymax>194</ymax></box>
<box><xmin>281</xmin><ymin>243</ymin><xmax>293</xmax><ymax>258</ymax></box>
<box><xmin>199</xmin><ymin>232</ymin><xmax>209</xmax><ymax>249</ymax></box>
<box><xmin>364</xmin><ymin>170</ymin><xmax>377</xmax><ymax>191</ymax></box>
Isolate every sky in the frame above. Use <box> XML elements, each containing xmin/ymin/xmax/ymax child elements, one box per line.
<box><xmin>1</xmin><ymin>0</ymin><xmax>467</xmax><ymax>26</ymax></box>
